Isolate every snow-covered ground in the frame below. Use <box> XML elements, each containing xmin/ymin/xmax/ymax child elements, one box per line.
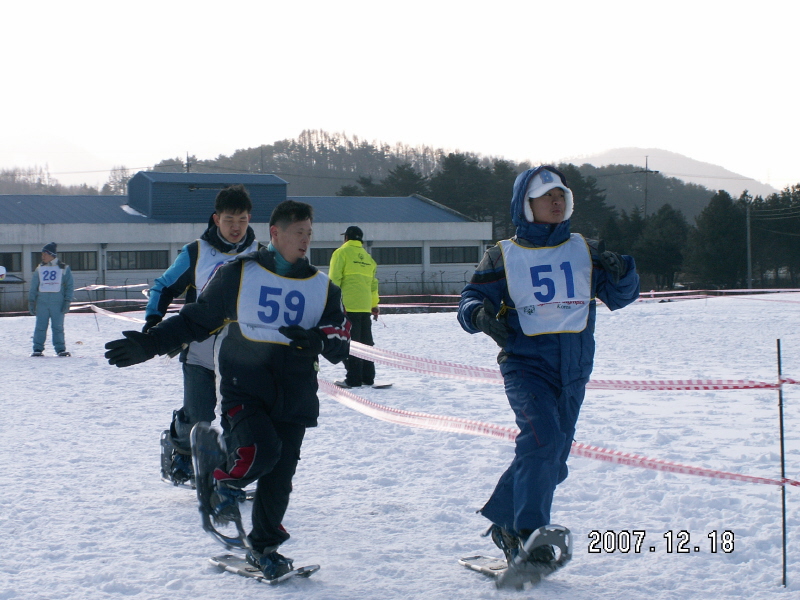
<box><xmin>2</xmin><ymin>294</ymin><xmax>800</xmax><ymax>600</ymax></box>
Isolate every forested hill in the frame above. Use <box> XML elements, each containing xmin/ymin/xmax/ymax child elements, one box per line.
<box><xmin>1</xmin><ymin>130</ymin><xmax>728</xmax><ymax>221</ymax></box>
<box><xmin>576</xmin><ymin>164</ymin><xmax>715</xmax><ymax>221</ymax></box>
<box><xmin>146</xmin><ymin>130</ymin><xmax>716</xmax><ymax>219</ymax></box>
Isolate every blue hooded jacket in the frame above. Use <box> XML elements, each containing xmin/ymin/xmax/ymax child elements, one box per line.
<box><xmin>457</xmin><ymin>166</ymin><xmax>640</xmax><ymax>389</ymax></box>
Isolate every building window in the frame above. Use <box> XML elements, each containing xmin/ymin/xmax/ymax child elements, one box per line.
<box><xmin>430</xmin><ymin>246</ymin><xmax>479</xmax><ymax>264</ymax></box>
<box><xmin>107</xmin><ymin>250</ymin><xmax>170</xmax><ymax>271</ymax></box>
<box><xmin>32</xmin><ymin>251</ymin><xmax>97</xmax><ymax>271</ymax></box>
<box><xmin>310</xmin><ymin>248</ymin><xmax>337</xmax><ymax>267</ymax></box>
<box><xmin>371</xmin><ymin>247</ymin><xmax>423</xmax><ymax>265</ymax></box>
<box><xmin>0</xmin><ymin>252</ymin><xmax>21</xmax><ymax>272</ymax></box>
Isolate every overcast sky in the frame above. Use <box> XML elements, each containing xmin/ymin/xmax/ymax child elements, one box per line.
<box><xmin>2</xmin><ymin>0</ymin><xmax>798</xmax><ymax>192</ymax></box>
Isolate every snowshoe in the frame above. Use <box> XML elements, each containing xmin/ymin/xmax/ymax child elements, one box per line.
<box><xmin>190</xmin><ymin>422</ymin><xmax>250</xmax><ymax>550</ymax></box>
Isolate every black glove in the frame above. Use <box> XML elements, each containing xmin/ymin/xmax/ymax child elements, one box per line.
<box><xmin>598</xmin><ymin>251</ymin><xmax>627</xmax><ymax>284</ymax></box>
<box><xmin>471</xmin><ymin>298</ymin><xmax>510</xmax><ymax>347</ymax></box>
<box><xmin>279</xmin><ymin>325</ymin><xmax>324</xmax><ymax>357</ymax></box>
<box><xmin>105</xmin><ymin>330</ymin><xmax>159</xmax><ymax>368</ymax></box>
<box><xmin>142</xmin><ymin>314</ymin><xmax>162</xmax><ymax>333</ymax></box>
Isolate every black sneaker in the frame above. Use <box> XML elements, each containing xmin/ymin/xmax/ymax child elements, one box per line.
<box><xmin>246</xmin><ymin>549</ymin><xmax>294</xmax><ymax>580</ymax></box>
<box><xmin>31</xmin><ymin>351</ymin><xmax>44</xmax><ymax>357</ymax></box>
<box><xmin>333</xmin><ymin>380</ymin><xmax>361</xmax><ymax>389</ymax></box>
<box><xmin>487</xmin><ymin>524</ymin><xmax>521</xmax><ymax>563</ymax></box>
<box><xmin>57</xmin><ymin>351</ymin><xmax>71</xmax><ymax>357</ymax></box>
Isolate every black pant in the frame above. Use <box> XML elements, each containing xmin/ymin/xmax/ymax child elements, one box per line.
<box><xmin>345</xmin><ymin>312</ymin><xmax>375</xmax><ymax>386</ymax></box>
<box><xmin>217</xmin><ymin>402</ymin><xmax>306</xmax><ymax>551</ymax></box>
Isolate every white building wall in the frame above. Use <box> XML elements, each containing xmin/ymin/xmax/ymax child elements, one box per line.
<box><xmin>0</xmin><ymin>220</ymin><xmax>492</xmax><ymax>311</ymax></box>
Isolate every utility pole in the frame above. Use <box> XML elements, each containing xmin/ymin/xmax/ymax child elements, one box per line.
<box><xmin>632</xmin><ymin>157</ymin><xmax>659</xmax><ymax>218</ymax></box>
<box><xmin>746</xmin><ymin>202</ymin><xmax>752</xmax><ymax>289</ymax></box>
<box><xmin>643</xmin><ymin>156</ymin><xmax>659</xmax><ymax>218</ymax></box>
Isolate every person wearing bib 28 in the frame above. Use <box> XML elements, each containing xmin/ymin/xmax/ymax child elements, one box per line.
<box><xmin>105</xmin><ymin>200</ymin><xmax>349</xmax><ymax>580</ymax></box>
<box><xmin>145</xmin><ymin>184</ymin><xmax>262</xmax><ymax>486</ymax></box>
<box><xmin>29</xmin><ymin>242</ymin><xmax>74</xmax><ymax>357</ymax></box>
<box><xmin>457</xmin><ymin>165</ymin><xmax>639</xmax><ymax>577</ymax></box>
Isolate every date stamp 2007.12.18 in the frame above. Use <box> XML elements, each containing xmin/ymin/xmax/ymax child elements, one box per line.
<box><xmin>588</xmin><ymin>530</ymin><xmax>734</xmax><ymax>554</ymax></box>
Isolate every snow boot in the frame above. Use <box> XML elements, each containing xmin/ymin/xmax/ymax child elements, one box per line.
<box><xmin>209</xmin><ymin>482</ymin><xmax>247</xmax><ymax>524</ymax></box>
<box><xmin>160</xmin><ymin>429</ymin><xmax>195</xmax><ymax>486</ymax></box>
<box><xmin>246</xmin><ymin>548</ymin><xmax>295</xmax><ymax>580</ymax></box>
<box><xmin>496</xmin><ymin>524</ymin><xmax>572</xmax><ymax>590</ymax></box>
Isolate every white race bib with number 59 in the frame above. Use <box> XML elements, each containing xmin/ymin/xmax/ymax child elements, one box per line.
<box><xmin>500</xmin><ymin>234</ymin><xmax>592</xmax><ymax>336</ymax></box>
<box><xmin>236</xmin><ymin>261</ymin><xmax>329</xmax><ymax>343</ymax></box>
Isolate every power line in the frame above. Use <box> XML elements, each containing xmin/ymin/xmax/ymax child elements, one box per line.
<box><xmin>749</xmin><ymin>205</ymin><xmax>800</xmax><ymax>215</ymax></box>
<box><xmin>587</xmin><ymin>168</ymin><xmax>763</xmax><ymax>182</ymax></box>
<box><xmin>752</xmin><ymin>225</ymin><xmax>800</xmax><ymax>237</ymax></box>
<box><xmin>42</xmin><ymin>162</ymin><xmax>368</xmax><ymax>182</ymax></box>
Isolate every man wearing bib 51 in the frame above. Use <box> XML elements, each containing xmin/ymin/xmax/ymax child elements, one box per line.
<box><xmin>457</xmin><ymin>165</ymin><xmax>639</xmax><ymax>587</ymax></box>
<box><xmin>105</xmin><ymin>200</ymin><xmax>350</xmax><ymax>580</ymax></box>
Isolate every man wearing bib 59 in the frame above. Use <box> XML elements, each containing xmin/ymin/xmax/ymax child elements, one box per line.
<box><xmin>29</xmin><ymin>242</ymin><xmax>74</xmax><ymax>357</ymax></box>
<box><xmin>457</xmin><ymin>166</ymin><xmax>639</xmax><ymax>585</ymax></box>
<box><xmin>145</xmin><ymin>184</ymin><xmax>261</xmax><ymax>486</ymax></box>
<box><xmin>105</xmin><ymin>200</ymin><xmax>349</xmax><ymax>580</ymax></box>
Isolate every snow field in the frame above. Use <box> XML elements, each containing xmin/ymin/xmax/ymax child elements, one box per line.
<box><xmin>2</xmin><ymin>293</ymin><xmax>799</xmax><ymax>599</ymax></box>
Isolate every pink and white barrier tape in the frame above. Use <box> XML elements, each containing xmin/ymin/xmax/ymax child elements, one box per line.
<box><xmin>349</xmin><ymin>342</ymin><xmax>796</xmax><ymax>390</ymax></box>
<box><xmin>570</xmin><ymin>443</ymin><xmax>800</xmax><ymax>487</ymax></box>
<box><xmin>349</xmin><ymin>342</ymin><xmax>504</xmax><ymax>384</ymax></box>
<box><xmin>319</xmin><ymin>379</ymin><xmax>800</xmax><ymax>487</ymax></box>
<box><xmin>319</xmin><ymin>379</ymin><xmax>517</xmax><ymax>441</ymax></box>
<box><xmin>76</xmin><ymin>283</ymin><xmax>148</xmax><ymax>291</ymax></box>
<box><xmin>89</xmin><ymin>304</ymin><xmax>146</xmax><ymax>323</ymax></box>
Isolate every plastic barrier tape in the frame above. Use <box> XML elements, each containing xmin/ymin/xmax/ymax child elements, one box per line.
<box><xmin>319</xmin><ymin>379</ymin><xmax>800</xmax><ymax>488</ymax></box>
<box><xmin>349</xmin><ymin>342</ymin><xmax>796</xmax><ymax>390</ymax></box>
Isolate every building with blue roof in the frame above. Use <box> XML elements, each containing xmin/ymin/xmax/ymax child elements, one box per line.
<box><xmin>0</xmin><ymin>172</ymin><xmax>492</xmax><ymax>311</ymax></box>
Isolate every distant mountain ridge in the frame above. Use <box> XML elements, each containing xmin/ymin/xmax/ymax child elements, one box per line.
<box><xmin>563</xmin><ymin>147</ymin><xmax>778</xmax><ymax>199</ymax></box>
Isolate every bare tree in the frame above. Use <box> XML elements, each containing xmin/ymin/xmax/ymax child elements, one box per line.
<box><xmin>101</xmin><ymin>165</ymin><xmax>132</xmax><ymax>195</ymax></box>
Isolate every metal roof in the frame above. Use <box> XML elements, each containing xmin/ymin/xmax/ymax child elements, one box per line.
<box><xmin>0</xmin><ymin>195</ymin><xmax>153</xmax><ymax>224</ymax></box>
<box><xmin>0</xmin><ymin>194</ymin><xmax>474</xmax><ymax>225</ymax></box>
<box><xmin>131</xmin><ymin>172</ymin><xmax>288</xmax><ymax>186</ymax></box>
<box><xmin>290</xmin><ymin>195</ymin><xmax>473</xmax><ymax>223</ymax></box>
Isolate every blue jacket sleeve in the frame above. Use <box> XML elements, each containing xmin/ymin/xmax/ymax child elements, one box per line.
<box><xmin>595</xmin><ymin>255</ymin><xmax>640</xmax><ymax>310</ymax></box>
<box><xmin>63</xmin><ymin>266</ymin><xmax>74</xmax><ymax>301</ymax></box>
<box><xmin>457</xmin><ymin>245</ymin><xmax>507</xmax><ymax>334</ymax></box>
<box><xmin>145</xmin><ymin>244</ymin><xmax>194</xmax><ymax>319</ymax></box>
<box><xmin>61</xmin><ymin>267</ymin><xmax>74</xmax><ymax>312</ymax></box>
<box><xmin>29</xmin><ymin>270</ymin><xmax>39</xmax><ymax>304</ymax></box>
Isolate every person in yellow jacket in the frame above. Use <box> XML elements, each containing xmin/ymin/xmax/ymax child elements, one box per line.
<box><xmin>329</xmin><ymin>226</ymin><xmax>379</xmax><ymax>388</ymax></box>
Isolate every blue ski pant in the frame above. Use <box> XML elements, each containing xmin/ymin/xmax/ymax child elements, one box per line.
<box><xmin>480</xmin><ymin>369</ymin><xmax>585</xmax><ymax>536</ymax></box>
<box><xmin>32</xmin><ymin>295</ymin><xmax>66</xmax><ymax>353</ymax></box>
